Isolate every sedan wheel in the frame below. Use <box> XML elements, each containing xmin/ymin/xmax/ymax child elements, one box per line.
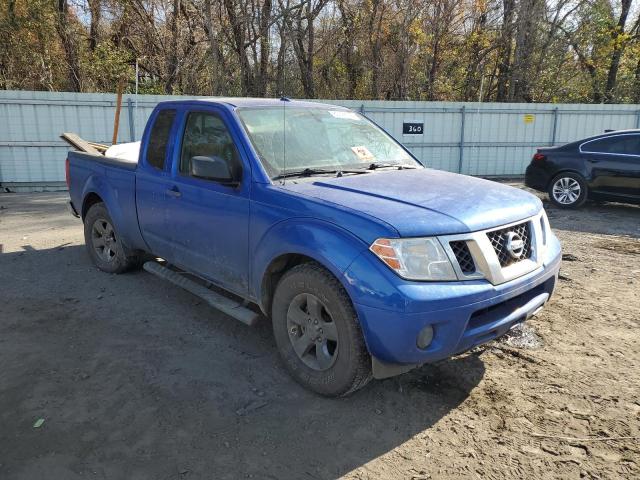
<box><xmin>548</xmin><ymin>173</ymin><xmax>587</xmax><ymax>209</ymax></box>
<box><xmin>552</xmin><ymin>177</ymin><xmax>581</xmax><ymax>205</ymax></box>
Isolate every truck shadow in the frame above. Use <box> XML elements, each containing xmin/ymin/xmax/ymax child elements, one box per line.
<box><xmin>0</xmin><ymin>244</ymin><xmax>485</xmax><ymax>480</ymax></box>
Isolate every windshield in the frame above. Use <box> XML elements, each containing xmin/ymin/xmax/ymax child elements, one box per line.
<box><xmin>236</xmin><ymin>106</ymin><xmax>420</xmax><ymax>178</ymax></box>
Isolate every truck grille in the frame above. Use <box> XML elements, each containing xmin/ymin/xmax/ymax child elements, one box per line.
<box><xmin>486</xmin><ymin>221</ymin><xmax>532</xmax><ymax>267</ymax></box>
<box><xmin>436</xmin><ymin>213</ymin><xmax>543</xmax><ymax>285</ymax></box>
<box><xmin>450</xmin><ymin>241</ymin><xmax>476</xmax><ymax>274</ymax></box>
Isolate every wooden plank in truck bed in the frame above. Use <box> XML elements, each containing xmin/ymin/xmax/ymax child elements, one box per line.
<box><xmin>60</xmin><ymin>133</ymin><xmax>102</xmax><ymax>155</ymax></box>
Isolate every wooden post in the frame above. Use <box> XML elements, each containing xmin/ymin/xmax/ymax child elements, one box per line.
<box><xmin>112</xmin><ymin>77</ymin><xmax>126</xmax><ymax>145</ymax></box>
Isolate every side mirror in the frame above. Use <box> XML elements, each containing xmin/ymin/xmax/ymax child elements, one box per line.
<box><xmin>190</xmin><ymin>155</ymin><xmax>237</xmax><ymax>185</ymax></box>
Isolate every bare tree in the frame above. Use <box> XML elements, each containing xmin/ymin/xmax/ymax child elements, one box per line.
<box><xmin>223</xmin><ymin>0</ymin><xmax>274</xmax><ymax>95</ymax></box>
<box><xmin>55</xmin><ymin>0</ymin><xmax>82</xmax><ymax>91</ymax></box>
<box><xmin>202</xmin><ymin>0</ymin><xmax>222</xmax><ymax>94</ymax></box>
<box><xmin>164</xmin><ymin>0</ymin><xmax>181</xmax><ymax>93</ymax></box>
<box><xmin>336</xmin><ymin>0</ymin><xmax>360</xmax><ymax>98</ymax></box>
<box><xmin>422</xmin><ymin>0</ymin><xmax>461</xmax><ymax>100</ymax></box>
<box><xmin>603</xmin><ymin>0</ymin><xmax>634</xmax><ymax>103</ymax></box>
<box><xmin>2</xmin><ymin>0</ymin><xmax>639</xmax><ymax>102</ymax></box>
<box><xmin>279</xmin><ymin>0</ymin><xmax>329</xmax><ymax>98</ymax></box>
<box><xmin>365</xmin><ymin>0</ymin><xmax>387</xmax><ymax>99</ymax></box>
<box><xmin>88</xmin><ymin>0</ymin><xmax>102</xmax><ymax>51</ymax></box>
<box><xmin>509</xmin><ymin>0</ymin><xmax>545</xmax><ymax>101</ymax></box>
<box><xmin>495</xmin><ymin>0</ymin><xmax>516</xmax><ymax>101</ymax></box>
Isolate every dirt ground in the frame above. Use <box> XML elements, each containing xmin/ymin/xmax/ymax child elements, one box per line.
<box><xmin>0</xmin><ymin>189</ymin><xmax>638</xmax><ymax>480</ymax></box>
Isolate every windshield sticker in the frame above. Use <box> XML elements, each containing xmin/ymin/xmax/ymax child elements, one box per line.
<box><xmin>351</xmin><ymin>145</ymin><xmax>375</xmax><ymax>161</ymax></box>
<box><xmin>329</xmin><ymin>110</ymin><xmax>361</xmax><ymax>121</ymax></box>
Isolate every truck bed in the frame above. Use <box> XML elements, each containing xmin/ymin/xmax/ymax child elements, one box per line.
<box><xmin>67</xmin><ymin>149</ymin><xmax>146</xmax><ymax>253</ymax></box>
<box><xmin>69</xmin><ymin>150</ymin><xmax>138</xmax><ymax>171</ymax></box>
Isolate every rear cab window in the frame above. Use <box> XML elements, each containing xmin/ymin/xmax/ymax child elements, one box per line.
<box><xmin>146</xmin><ymin>109</ymin><xmax>177</xmax><ymax>170</ymax></box>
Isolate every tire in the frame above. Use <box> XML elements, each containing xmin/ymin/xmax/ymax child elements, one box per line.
<box><xmin>548</xmin><ymin>172</ymin><xmax>588</xmax><ymax>209</ymax></box>
<box><xmin>271</xmin><ymin>262</ymin><xmax>372</xmax><ymax>397</ymax></box>
<box><xmin>83</xmin><ymin>202</ymin><xmax>142</xmax><ymax>273</ymax></box>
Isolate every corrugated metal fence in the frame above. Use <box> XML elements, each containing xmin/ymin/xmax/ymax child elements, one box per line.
<box><xmin>1</xmin><ymin>90</ymin><xmax>639</xmax><ymax>190</ymax></box>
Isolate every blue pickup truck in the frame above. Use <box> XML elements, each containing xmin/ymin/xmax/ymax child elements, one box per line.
<box><xmin>66</xmin><ymin>98</ymin><xmax>561</xmax><ymax>396</ymax></box>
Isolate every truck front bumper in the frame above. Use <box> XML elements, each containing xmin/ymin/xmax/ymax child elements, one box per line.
<box><xmin>343</xmin><ymin>234</ymin><xmax>561</xmax><ymax>368</ymax></box>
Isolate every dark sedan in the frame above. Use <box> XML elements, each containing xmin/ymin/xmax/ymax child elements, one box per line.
<box><xmin>525</xmin><ymin>129</ymin><xmax>640</xmax><ymax>208</ymax></box>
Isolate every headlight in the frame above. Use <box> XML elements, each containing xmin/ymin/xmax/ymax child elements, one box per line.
<box><xmin>369</xmin><ymin>237</ymin><xmax>457</xmax><ymax>281</ymax></box>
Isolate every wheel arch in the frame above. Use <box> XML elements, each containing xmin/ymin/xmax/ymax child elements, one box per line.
<box><xmin>252</xmin><ymin>219</ymin><xmax>369</xmax><ymax>316</ymax></box>
<box><xmin>546</xmin><ymin>168</ymin><xmax>588</xmax><ymax>190</ymax></box>
<box><xmin>81</xmin><ymin>191</ymin><xmax>104</xmax><ymax>220</ymax></box>
<box><xmin>259</xmin><ymin>253</ymin><xmax>317</xmax><ymax>316</ymax></box>
<box><xmin>79</xmin><ymin>174</ymin><xmax>147</xmax><ymax>252</ymax></box>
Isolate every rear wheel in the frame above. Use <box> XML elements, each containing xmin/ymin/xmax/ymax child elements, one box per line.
<box><xmin>84</xmin><ymin>202</ymin><xmax>142</xmax><ymax>273</ymax></box>
<box><xmin>548</xmin><ymin>173</ymin><xmax>588</xmax><ymax>208</ymax></box>
<box><xmin>271</xmin><ymin>262</ymin><xmax>372</xmax><ymax>397</ymax></box>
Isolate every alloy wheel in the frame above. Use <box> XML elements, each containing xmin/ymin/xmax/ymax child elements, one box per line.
<box><xmin>552</xmin><ymin>177</ymin><xmax>581</xmax><ymax>205</ymax></box>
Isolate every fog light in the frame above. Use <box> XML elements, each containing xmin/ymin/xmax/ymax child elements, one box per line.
<box><xmin>417</xmin><ymin>325</ymin><xmax>434</xmax><ymax>349</ymax></box>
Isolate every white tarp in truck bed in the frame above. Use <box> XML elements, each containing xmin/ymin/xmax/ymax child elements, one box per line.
<box><xmin>105</xmin><ymin>142</ymin><xmax>141</xmax><ymax>163</ymax></box>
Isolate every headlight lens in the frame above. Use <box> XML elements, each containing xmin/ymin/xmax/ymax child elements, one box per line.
<box><xmin>370</xmin><ymin>237</ymin><xmax>457</xmax><ymax>281</ymax></box>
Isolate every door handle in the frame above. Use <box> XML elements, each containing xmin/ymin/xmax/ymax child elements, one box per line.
<box><xmin>166</xmin><ymin>186</ymin><xmax>182</xmax><ymax>198</ymax></box>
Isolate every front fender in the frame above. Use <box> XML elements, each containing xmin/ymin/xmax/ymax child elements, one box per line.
<box><xmin>251</xmin><ymin>217</ymin><xmax>369</xmax><ymax>305</ymax></box>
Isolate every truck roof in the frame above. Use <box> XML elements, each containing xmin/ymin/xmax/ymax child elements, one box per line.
<box><xmin>156</xmin><ymin>97</ymin><xmax>348</xmax><ymax>110</ymax></box>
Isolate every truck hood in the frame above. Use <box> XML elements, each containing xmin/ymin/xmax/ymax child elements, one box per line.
<box><xmin>280</xmin><ymin>168</ymin><xmax>542</xmax><ymax>236</ymax></box>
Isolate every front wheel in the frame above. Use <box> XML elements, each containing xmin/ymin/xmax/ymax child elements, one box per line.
<box><xmin>271</xmin><ymin>262</ymin><xmax>372</xmax><ymax>397</ymax></box>
<box><xmin>84</xmin><ymin>202</ymin><xmax>142</xmax><ymax>273</ymax></box>
<box><xmin>548</xmin><ymin>173</ymin><xmax>588</xmax><ymax>208</ymax></box>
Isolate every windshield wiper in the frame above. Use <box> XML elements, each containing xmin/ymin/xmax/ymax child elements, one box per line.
<box><xmin>366</xmin><ymin>162</ymin><xmax>418</xmax><ymax>170</ymax></box>
<box><xmin>272</xmin><ymin>167</ymin><xmax>369</xmax><ymax>180</ymax></box>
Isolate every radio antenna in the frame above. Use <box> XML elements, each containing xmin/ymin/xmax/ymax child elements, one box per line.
<box><xmin>279</xmin><ymin>46</ymin><xmax>288</xmax><ymax>185</ymax></box>
<box><xmin>281</xmin><ymin>96</ymin><xmax>287</xmax><ymax>185</ymax></box>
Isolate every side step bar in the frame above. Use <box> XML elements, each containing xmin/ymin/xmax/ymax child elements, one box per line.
<box><xmin>143</xmin><ymin>261</ymin><xmax>260</xmax><ymax>327</ymax></box>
